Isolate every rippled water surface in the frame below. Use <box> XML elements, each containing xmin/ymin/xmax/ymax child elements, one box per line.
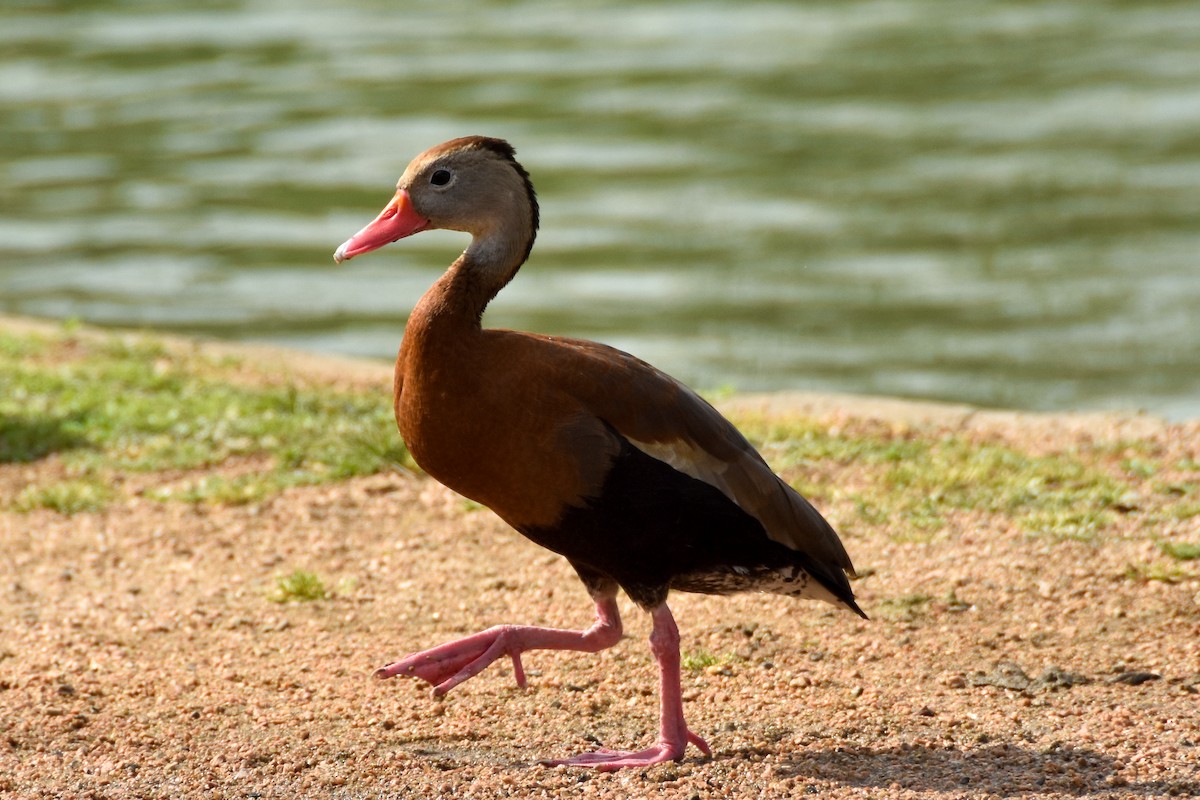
<box><xmin>3</xmin><ymin>0</ymin><xmax>1199</xmax><ymax>417</ymax></box>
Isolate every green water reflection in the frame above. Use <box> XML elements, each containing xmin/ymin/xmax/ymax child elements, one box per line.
<box><xmin>2</xmin><ymin>0</ymin><xmax>1198</xmax><ymax>417</ymax></box>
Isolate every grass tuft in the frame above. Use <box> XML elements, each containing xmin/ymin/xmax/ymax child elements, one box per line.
<box><xmin>269</xmin><ymin>570</ymin><xmax>330</xmax><ymax>603</ymax></box>
<box><xmin>1123</xmin><ymin>562</ymin><xmax>1193</xmax><ymax>584</ymax></box>
<box><xmin>681</xmin><ymin>649</ymin><xmax>721</xmax><ymax>672</ymax></box>
<box><xmin>875</xmin><ymin>592</ymin><xmax>933</xmax><ymax>620</ymax></box>
<box><xmin>14</xmin><ymin>479</ymin><xmax>113</xmax><ymax>514</ymax></box>
<box><xmin>1158</xmin><ymin>541</ymin><xmax>1200</xmax><ymax>562</ymax></box>
<box><xmin>680</xmin><ymin>648</ymin><xmax>742</xmax><ymax>674</ymax></box>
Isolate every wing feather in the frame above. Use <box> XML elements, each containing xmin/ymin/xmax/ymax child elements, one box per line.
<box><xmin>547</xmin><ymin>335</ymin><xmax>856</xmax><ymax>578</ymax></box>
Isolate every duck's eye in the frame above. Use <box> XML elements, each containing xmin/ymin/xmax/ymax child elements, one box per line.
<box><xmin>430</xmin><ymin>169</ymin><xmax>452</xmax><ymax>187</ymax></box>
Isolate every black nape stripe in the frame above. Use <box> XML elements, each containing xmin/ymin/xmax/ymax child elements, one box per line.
<box><xmin>462</xmin><ymin>136</ymin><xmax>539</xmax><ymax>263</ymax></box>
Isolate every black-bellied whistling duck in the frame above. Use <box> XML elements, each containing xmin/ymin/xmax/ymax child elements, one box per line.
<box><xmin>334</xmin><ymin>136</ymin><xmax>865</xmax><ymax>769</ymax></box>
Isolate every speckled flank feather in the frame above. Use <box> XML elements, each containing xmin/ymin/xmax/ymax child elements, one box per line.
<box><xmin>672</xmin><ymin>563</ymin><xmax>851</xmax><ymax>606</ymax></box>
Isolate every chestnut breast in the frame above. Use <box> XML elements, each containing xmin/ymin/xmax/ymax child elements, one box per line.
<box><xmin>394</xmin><ymin>326</ymin><xmax>619</xmax><ymax>530</ymax></box>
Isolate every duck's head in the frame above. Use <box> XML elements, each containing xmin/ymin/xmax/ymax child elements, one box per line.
<box><xmin>334</xmin><ymin>136</ymin><xmax>539</xmax><ymax>266</ymax></box>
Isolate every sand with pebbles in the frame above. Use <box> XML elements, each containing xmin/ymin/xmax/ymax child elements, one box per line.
<box><xmin>2</xmin><ymin>336</ymin><xmax>1198</xmax><ymax>799</ymax></box>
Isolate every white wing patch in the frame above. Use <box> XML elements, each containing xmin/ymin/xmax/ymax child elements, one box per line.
<box><xmin>627</xmin><ymin>436</ymin><xmax>740</xmax><ymax>505</ymax></box>
<box><xmin>626</xmin><ymin>433</ymin><xmax>853</xmax><ymax>577</ymax></box>
<box><xmin>627</xmin><ymin>435</ymin><xmax>799</xmax><ymax>549</ymax></box>
<box><xmin>626</xmin><ymin>433</ymin><xmax>858</xmax><ymax>612</ymax></box>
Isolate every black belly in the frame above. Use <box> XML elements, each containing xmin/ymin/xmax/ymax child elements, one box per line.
<box><xmin>521</xmin><ymin>436</ymin><xmax>854</xmax><ymax>610</ymax></box>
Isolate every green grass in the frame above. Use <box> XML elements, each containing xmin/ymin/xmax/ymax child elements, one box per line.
<box><xmin>681</xmin><ymin>649</ymin><xmax>720</xmax><ymax>672</ymax></box>
<box><xmin>1159</xmin><ymin>541</ymin><xmax>1200</xmax><ymax>562</ymax></box>
<box><xmin>875</xmin><ymin>592</ymin><xmax>933</xmax><ymax>620</ymax></box>
<box><xmin>681</xmin><ymin>648</ymin><xmax>740</xmax><ymax>673</ymax></box>
<box><xmin>14</xmin><ymin>479</ymin><xmax>113</xmax><ymax>514</ymax></box>
<box><xmin>1</xmin><ymin>326</ymin><xmax>411</xmax><ymax>512</ymax></box>
<box><xmin>146</xmin><ymin>473</ymin><xmax>308</xmax><ymax>506</ymax></box>
<box><xmin>1022</xmin><ymin>508</ymin><xmax>1110</xmax><ymax>543</ymax></box>
<box><xmin>737</xmin><ymin>416</ymin><xmax>1131</xmax><ymax>542</ymax></box>
<box><xmin>2</xmin><ymin>323</ymin><xmax>1190</xmax><ymax>552</ymax></box>
<box><xmin>1123</xmin><ymin>561</ymin><xmax>1192</xmax><ymax>584</ymax></box>
<box><xmin>1122</xmin><ymin>458</ymin><xmax>1158</xmax><ymax>479</ymax></box>
<box><xmin>268</xmin><ymin>570</ymin><xmax>330</xmax><ymax>603</ymax></box>
<box><xmin>1165</xmin><ymin>501</ymin><xmax>1200</xmax><ymax>522</ymax></box>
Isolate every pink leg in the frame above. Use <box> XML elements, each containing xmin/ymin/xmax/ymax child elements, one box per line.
<box><xmin>375</xmin><ymin>595</ymin><xmax>623</xmax><ymax>696</ymax></box>
<box><xmin>543</xmin><ymin>603</ymin><xmax>711</xmax><ymax>770</ymax></box>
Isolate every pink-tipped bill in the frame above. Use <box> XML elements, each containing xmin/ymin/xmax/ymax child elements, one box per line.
<box><xmin>333</xmin><ymin>189</ymin><xmax>429</xmax><ymax>263</ymax></box>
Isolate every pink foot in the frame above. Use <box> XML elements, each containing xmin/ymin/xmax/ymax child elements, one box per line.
<box><xmin>376</xmin><ymin>599</ymin><xmax>710</xmax><ymax>772</ymax></box>
<box><xmin>542</xmin><ymin>730</ymin><xmax>711</xmax><ymax>770</ymax></box>
<box><xmin>375</xmin><ymin>597</ymin><xmax>623</xmax><ymax>697</ymax></box>
<box><xmin>375</xmin><ymin>624</ymin><xmax>530</xmax><ymax>695</ymax></box>
<box><xmin>542</xmin><ymin>604</ymin><xmax>711</xmax><ymax>770</ymax></box>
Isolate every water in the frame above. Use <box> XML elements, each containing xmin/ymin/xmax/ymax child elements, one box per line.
<box><xmin>3</xmin><ymin>0</ymin><xmax>1199</xmax><ymax>419</ymax></box>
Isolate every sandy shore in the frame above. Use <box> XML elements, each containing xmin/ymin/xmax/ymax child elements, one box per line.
<box><xmin>1</xmin><ymin>321</ymin><xmax>1197</xmax><ymax>798</ymax></box>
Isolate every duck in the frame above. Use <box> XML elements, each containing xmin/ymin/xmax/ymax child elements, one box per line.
<box><xmin>333</xmin><ymin>135</ymin><xmax>865</xmax><ymax>769</ymax></box>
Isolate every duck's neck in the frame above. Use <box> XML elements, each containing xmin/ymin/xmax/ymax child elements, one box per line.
<box><xmin>410</xmin><ymin>227</ymin><xmax>533</xmax><ymax>333</ymax></box>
